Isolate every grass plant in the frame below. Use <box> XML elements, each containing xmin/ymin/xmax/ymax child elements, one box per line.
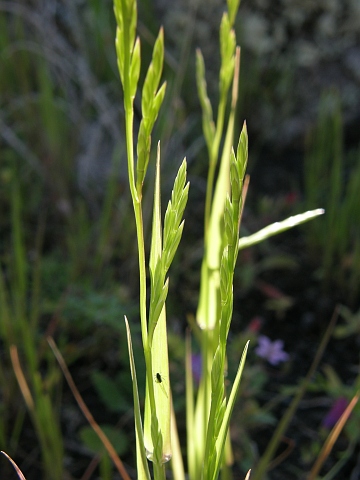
<box><xmin>113</xmin><ymin>0</ymin><xmax>323</xmax><ymax>479</ymax></box>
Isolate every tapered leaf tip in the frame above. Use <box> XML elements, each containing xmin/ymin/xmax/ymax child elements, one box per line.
<box><xmin>244</xmin><ymin>469</ymin><xmax>251</xmax><ymax>480</ymax></box>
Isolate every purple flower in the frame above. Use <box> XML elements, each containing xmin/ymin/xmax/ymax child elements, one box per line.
<box><xmin>191</xmin><ymin>354</ymin><xmax>202</xmax><ymax>385</ymax></box>
<box><xmin>255</xmin><ymin>335</ymin><xmax>289</xmax><ymax>366</ymax></box>
<box><xmin>322</xmin><ymin>397</ymin><xmax>349</xmax><ymax>429</ymax></box>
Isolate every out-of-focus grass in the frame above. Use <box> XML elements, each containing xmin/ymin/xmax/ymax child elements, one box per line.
<box><xmin>304</xmin><ymin>91</ymin><xmax>360</xmax><ymax>302</ymax></box>
<box><xmin>0</xmin><ymin>0</ymin><xmax>122</xmax><ymax>211</ymax></box>
<box><xmin>0</xmin><ymin>3</ymin><xmax>142</xmax><ymax>473</ymax></box>
<box><xmin>0</xmin><ymin>178</ymin><xmax>64</xmax><ymax>479</ymax></box>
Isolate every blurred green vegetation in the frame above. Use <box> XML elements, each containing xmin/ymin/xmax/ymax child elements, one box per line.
<box><xmin>304</xmin><ymin>91</ymin><xmax>360</xmax><ymax>302</ymax></box>
<box><xmin>0</xmin><ymin>2</ymin><xmax>143</xmax><ymax>475</ymax></box>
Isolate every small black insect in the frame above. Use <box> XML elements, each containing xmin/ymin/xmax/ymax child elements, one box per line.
<box><xmin>154</xmin><ymin>372</ymin><xmax>168</xmax><ymax>397</ymax></box>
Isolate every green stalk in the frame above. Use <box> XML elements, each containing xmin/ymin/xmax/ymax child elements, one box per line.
<box><xmin>186</xmin><ymin>333</ymin><xmax>196</xmax><ymax>479</ymax></box>
<box><xmin>204</xmin><ymin>95</ymin><xmax>227</xmax><ymax>240</ymax></box>
<box><xmin>115</xmin><ymin>0</ymin><xmax>149</xmax><ymax>386</ymax></box>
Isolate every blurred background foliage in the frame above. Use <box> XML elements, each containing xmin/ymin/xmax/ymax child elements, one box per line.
<box><xmin>0</xmin><ymin>0</ymin><xmax>360</xmax><ymax>478</ymax></box>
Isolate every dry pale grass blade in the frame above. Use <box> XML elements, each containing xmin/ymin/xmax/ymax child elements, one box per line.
<box><xmin>10</xmin><ymin>345</ymin><xmax>34</xmax><ymax>410</ymax></box>
<box><xmin>47</xmin><ymin>337</ymin><xmax>131</xmax><ymax>480</ymax></box>
<box><xmin>1</xmin><ymin>451</ymin><xmax>27</xmax><ymax>480</ymax></box>
<box><xmin>308</xmin><ymin>392</ymin><xmax>359</xmax><ymax>480</ymax></box>
<box><xmin>231</xmin><ymin>47</ymin><xmax>241</xmax><ymax>110</ymax></box>
<box><xmin>244</xmin><ymin>469</ymin><xmax>251</xmax><ymax>480</ymax></box>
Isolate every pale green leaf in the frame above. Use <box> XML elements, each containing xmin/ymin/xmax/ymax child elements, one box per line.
<box><xmin>115</xmin><ymin>27</ymin><xmax>125</xmax><ymax>86</ymax></box>
<box><xmin>144</xmin><ymin>306</ymin><xmax>171</xmax><ymax>463</ymax></box>
<box><xmin>124</xmin><ymin>317</ymin><xmax>151</xmax><ymax>480</ymax></box>
<box><xmin>236</xmin><ymin>122</ymin><xmax>248</xmax><ymax>179</ymax></box>
<box><xmin>130</xmin><ymin>37</ymin><xmax>141</xmax><ymax>99</ymax></box>
<box><xmin>149</xmin><ymin>143</ymin><xmax>163</xmax><ymax>276</ymax></box>
<box><xmin>196</xmin><ymin>50</ymin><xmax>215</xmax><ymax>151</ymax></box>
<box><xmin>162</xmin><ymin>160</ymin><xmax>189</xmax><ymax>272</ymax></box>
<box><xmin>136</xmin><ymin>121</ymin><xmax>151</xmax><ymax>191</ymax></box>
<box><xmin>219</xmin><ymin>13</ymin><xmax>235</xmax><ymax>96</ymax></box>
<box><xmin>151</xmin><ymin>27</ymin><xmax>165</xmax><ymax>94</ymax></box>
<box><xmin>149</xmin><ymin>279</ymin><xmax>169</xmax><ymax>341</ymax></box>
<box><xmin>238</xmin><ymin>209</ymin><xmax>325</xmax><ymax>250</ymax></box>
<box><xmin>151</xmin><ymin>81</ymin><xmax>167</xmax><ymax>120</ymax></box>
<box><xmin>142</xmin><ymin>29</ymin><xmax>165</xmax><ymax>119</ymax></box>
<box><xmin>163</xmin><ymin>222</ymin><xmax>185</xmax><ymax>274</ymax></box>
<box><xmin>227</xmin><ymin>0</ymin><xmax>241</xmax><ymax>26</ymax></box>
<box><xmin>212</xmin><ymin>341</ymin><xmax>249</xmax><ymax>480</ymax></box>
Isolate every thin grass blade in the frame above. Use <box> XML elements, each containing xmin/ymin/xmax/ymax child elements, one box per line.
<box><xmin>124</xmin><ymin>318</ymin><xmax>152</xmax><ymax>480</ymax></box>
<box><xmin>238</xmin><ymin>209</ymin><xmax>325</xmax><ymax>250</ymax></box>
<box><xmin>212</xmin><ymin>341</ymin><xmax>249</xmax><ymax>480</ymax></box>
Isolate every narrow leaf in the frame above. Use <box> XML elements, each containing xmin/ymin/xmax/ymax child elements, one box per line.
<box><xmin>149</xmin><ymin>143</ymin><xmax>163</xmax><ymax>280</ymax></box>
<box><xmin>124</xmin><ymin>318</ymin><xmax>151</xmax><ymax>480</ymax></box>
<box><xmin>227</xmin><ymin>0</ymin><xmax>241</xmax><ymax>26</ymax></box>
<box><xmin>1</xmin><ymin>451</ymin><xmax>26</xmax><ymax>480</ymax></box>
<box><xmin>212</xmin><ymin>341</ymin><xmax>249</xmax><ymax>480</ymax></box>
<box><xmin>130</xmin><ymin>37</ymin><xmax>141</xmax><ymax>99</ymax></box>
<box><xmin>238</xmin><ymin>209</ymin><xmax>325</xmax><ymax>250</ymax></box>
<box><xmin>196</xmin><ymin>50</ymin><xmax>215</xmax><ymax>150</ymax></box>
